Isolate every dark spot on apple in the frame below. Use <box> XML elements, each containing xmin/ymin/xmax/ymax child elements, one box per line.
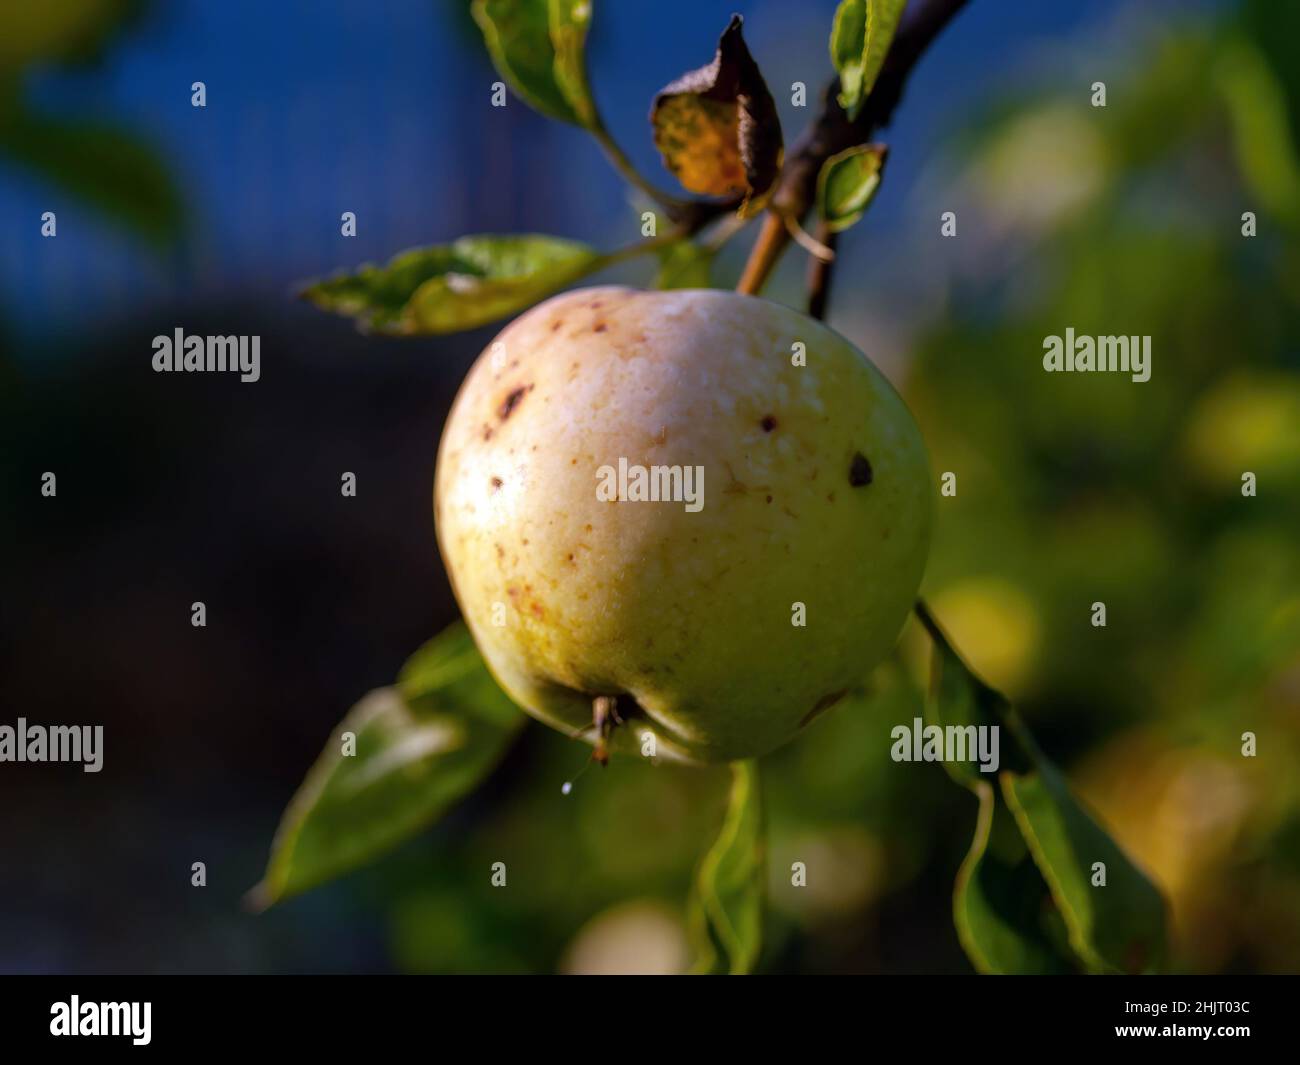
<box><xmin>498</xmin><ymin>384</ymin><xmax>533</xmax><ymax>420</ymax></box>
<box><xmin>760</xmin><ymin>414</ymin><xmax>777</xmax><ymax>432</ymax></box>
<box><xmin>594</xmin><ymin>322</ymin><xmax>607</xmax><ymax>333</ymax></box>
<box><xmin>481</xmin><ymin>425</ymin><xmax>494</xmax><ymax>441</ymax></box>
<box><xmin>551</xmin><ymin>319</ymin><xmax>563</xmax><ymax>332</ymax></box>
<box><xmin>849</xmin><ymin>452</ymin><xmax>873</xmax><ymax>487</ymax></box>
<box><xmin>490</xmin><ymin>476</ymin><xmax>503</xmax><ymax>491</ymax></box>
<box><xmin>766</xmin><ymin>494</ymin><xmax>773</xmax><ymax>503</ymax></box>
<box><xmin>801</xmin><ymin>689</ymin><xmax>848</xmax><ymax>727</ymax></box>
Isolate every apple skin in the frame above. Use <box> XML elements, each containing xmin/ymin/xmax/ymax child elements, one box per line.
<box><xmin>435</xmin><ymin>286</ymin><xmax>931</xmax><ymax>764</ymax></box>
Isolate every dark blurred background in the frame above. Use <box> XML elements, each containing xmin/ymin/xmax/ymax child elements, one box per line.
<box><xmin>3</xmin><ymin>0</ymin><xmax>1298</xmax><ymax>974</ymax></box>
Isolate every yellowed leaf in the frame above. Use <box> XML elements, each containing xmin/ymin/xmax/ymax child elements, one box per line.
<box><xmin>650</xmin><ymin>16</ymin><xmax>782</xmax><ymax>213</ymax></box>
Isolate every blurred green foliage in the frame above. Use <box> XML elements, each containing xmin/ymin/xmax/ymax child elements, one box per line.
<box><xmin>0</xmin><ymin>0</ymin><xmax>145</xmax><ymax>72</ymax></box>
<box><xmin>356</xmin><ymin>0</ymin><xmax>1299</xmax><ymax>974</ymax></box>
<box><xmin>909</xmin><ymin>0</ymin><xmax>1300</xmax><ymax>973</ymax></box>
<box><xmin>9</xmin><ymin>0</ymin><xmax>1295</xmax><ymax>975</ymax></box>
<box><xmin>0</xmin><ymin>0</ymin><xmax>182</xmax><ymax>247</ymax></box>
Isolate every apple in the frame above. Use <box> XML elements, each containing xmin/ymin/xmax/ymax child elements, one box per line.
<box><xmin>435</xmin><ymin>286</ymin><xmax>931</xmax><ymax>764</ymax></box>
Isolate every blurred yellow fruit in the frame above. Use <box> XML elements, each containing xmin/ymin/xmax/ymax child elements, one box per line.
<box><xmin>1184</xmin><ymin>373</ymin><xmax>1300</xmax><ymax>482</ymax></box>
<box><xmin>560</xmin><ymin>900</ymin><xmax>690</xmax><ymax>975</ymax></box>
<box><xmin>929</xmin><ymin>576</ymin><xmax>1039</xmax><ymax>695</ymax></box>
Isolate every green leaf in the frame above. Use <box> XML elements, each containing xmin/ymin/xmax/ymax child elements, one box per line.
<box><xmin>1003</xmin><ymin>765</ymin><xmax>1169</xmax><ymax>974</ymax></box>
<box><xmin>651</xmin><ymin>15</ymin><xmax>783</xmax><ymax>217</ymax></box>
<box><xmin>919</xmin><ymin>602</ymin><xmax>1168</xmax><ymax>974</ymax></box>
<box><xmin>472</xmin><ymin>0</ymin><xmax>597</xmax><ymax>127</ymax></box>
<box><xmin>548</xmin><ymin>0</ymin><xmax>597</xmax><ymax>127</ymax></box>
<box><xmin>816</xmin><ymin>143</ymin><xmax>887</xmax><ymax>233</ymax></box>
<box><xmin>654</xmin><ymin>239</ymin><xmax>714</xmax><ymax>289</ymax></box>
<box><xmin>953</xmin><ymin>777</ymin><xmax>1075</xmax><ymax>974</ymax></box>
<box><xmin>0</xmin><ymin>110</ymin><xmax>182</xmax><ymax>245</ymax></box>
<box><xmin>830</xmin><ymin>0</ymin><xmax>908</xmax><ymax>121</ymax></box>
<box><xmin>250</xmin><ymin>623</ymin><xmax>525</xmax><ymax>908</ymax></box>
<box><xmin>688</xmin><ymin>760</ymin><xmax>765</xmax><ymax>975</ymax></box>
<box><xmin>926</xmin><ymin>615</ymin><xmax>1073</xmax><ymax>973</ymax></box>
<box><xmin>924</xmin><ymin>612</ymin><xmax>1034</xmax><ymax>788</ymax></box>
<box><xmin>302</xmin><ymin>234</ymin><xmax>602</xmax><ymax>335</ymax></box>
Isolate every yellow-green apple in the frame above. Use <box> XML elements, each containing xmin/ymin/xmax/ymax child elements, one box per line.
<box><xmin>435</xmin><ymin>286</ymin><xmax>930</xmax><ymax>764</ymax></box>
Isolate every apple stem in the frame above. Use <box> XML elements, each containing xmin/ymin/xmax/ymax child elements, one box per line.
<box><xmin>592</xmin><ymin>695</ymin><xmax>618</xmax><ymax>766</ymax></box>
<box><xmin>806</xmin><ymin>221</ymin><xmax>840</xmax><ymax>320</ymax></box>
<box><xmin>734</xmin><ymin>0</ymin><xmax>970</xmax><ymax>298</ymax></box>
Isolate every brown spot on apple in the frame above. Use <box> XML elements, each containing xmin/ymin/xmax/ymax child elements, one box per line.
<box><xmin>800</xmin><ymin>689</ymin><xmax>848</xmax><ymax>727</ymax></box>
<box><xmin>498</xmin><ymin>384</ymin><xmax>534</xmax><ymax>420</ymax></box>
<box><xmin>849</xmin><ymin>452</ymin><xmax>873</xmax><ymax>487</ymax></box>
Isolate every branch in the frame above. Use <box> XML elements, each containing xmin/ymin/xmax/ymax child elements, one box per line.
<box><xmin>805</xmin><ymin>221</ymin><xmax>839</xmax><ymax>320</ymax></box>
<box><xmin>736</xmin><ymin>212</ymin><xmax>788</xmax><ymax>294</ymax></box>
<box><xmin>737</xmin><ymin>0</ymin><xmax>970</xmax><ymax>296</ymax></box>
